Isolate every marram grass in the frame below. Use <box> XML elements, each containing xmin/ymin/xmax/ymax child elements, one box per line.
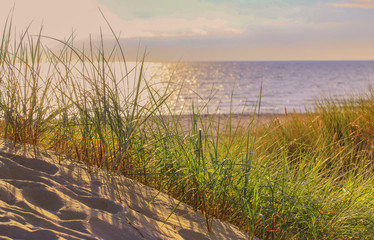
<box><xmin>0</xmin><ymin>16</ymin><xmax>373</xmax><ymax>240</ymax></box>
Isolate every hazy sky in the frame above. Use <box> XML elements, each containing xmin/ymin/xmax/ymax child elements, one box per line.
<box><xmin>1</xmin><ymin>0</ymin><xmax>374</xmax><ymax>61</ymax></box>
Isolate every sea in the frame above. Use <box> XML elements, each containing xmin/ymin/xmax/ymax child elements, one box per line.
<box><xmin>143</xmin><ymin>61</ymin><xmax>374</xmax><ymax>114</ymax></box>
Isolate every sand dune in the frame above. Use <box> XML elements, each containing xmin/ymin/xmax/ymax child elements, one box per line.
<box><xmin>0</xmin><ymin>139</ymin><xmax>252</xmax><ymax>240</ymax></box>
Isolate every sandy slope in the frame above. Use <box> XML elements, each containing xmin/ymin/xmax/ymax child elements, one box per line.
<box><xmin>0</xmin><ymin>139</ymin><xmax>253</xmax><ymax>240</ymax></box>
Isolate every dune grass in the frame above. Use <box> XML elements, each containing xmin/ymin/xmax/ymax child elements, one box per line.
<box><xmin>0</xmin><ymin>16</ymin><xmax>373</xmax><ymax>239</ymax></box>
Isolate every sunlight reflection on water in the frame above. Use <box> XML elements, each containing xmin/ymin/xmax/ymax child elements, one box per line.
<box><xmin>39</xmin><ymin>60</ymin><xmax>374</xmax><ymax>114</ymax></box>
<box><xmin>145</xmin><ymin>61</ymin><xmax>374</xmax><ymax>114</ymax></box>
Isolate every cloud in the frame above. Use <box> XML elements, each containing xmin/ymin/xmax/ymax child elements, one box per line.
<box><xmin>264</xmin><ymin>20</ymin><xmax>302</xmax><ymax>27</ymax></box>
<box><xmin>328</xmin><ymin>0</ymin><xmax>374</xmax><ymax>9</ymax></box>
<box><xmin>0</xmin><ymin>0</ymin><xmax>245</xmax><ymax>43</ymax></box>
<box><xmin>2</xmin><ymin>0</ymin><xmax>372</xmax><ymax>61</ymax></box>
<box><xmin>0</xmin><ymin>0</ymin><xmax>123</xmax><ymax>40</ymax></box>
<box><xmin>120</xmin><ymin>18</ymin><xmax>246</xmax><ymax>39</ymax></box>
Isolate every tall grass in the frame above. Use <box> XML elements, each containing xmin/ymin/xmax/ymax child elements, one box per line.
<box><xmin>0</xmin><ymin>15</ymin><xmax>373</xmax><ymax>239</ymax></box>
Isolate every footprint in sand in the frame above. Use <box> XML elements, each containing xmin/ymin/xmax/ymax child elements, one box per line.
<box><xmin>0</xmin><ymin>152</ymin><xmax>58</xmax><ymax>175</ymax></box>
<box><xmin>79</xmin><ymin>196</ymin><xmax>123</xmax><ymax>214</ymax></box>
<box><xmin>0</xmin><ymin>182</ymin><xmax>16</xmax><ymax>205</ymax></box>
<box><xmin>22</xmin><ymin>185</ymin><xmax>63</xmax><ymax>212</ymax></box>
<box><xmin>57</xmin><ymin>208</ymin><xmax>88</xmax><ymax>220</ymax></box>
<box><xmin>15</xmin><ymin>157</ymin><xmax>59</xmax><ymax>175</ymax></box>
<box><xmin>0</xmin><ymin>160</ymin><xmax>12</xmax><ymax>179</ymax></box>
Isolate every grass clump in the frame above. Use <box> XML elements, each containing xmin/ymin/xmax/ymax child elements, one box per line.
<box><xmin>0</xmin><ymin>15</ymin><xmax>373</xmax><ymax>239</ymax></box>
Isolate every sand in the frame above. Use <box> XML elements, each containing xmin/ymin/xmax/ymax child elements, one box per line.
<box><xmin>157</xmin><ymin>113</ymin><xmax>290</xmax><ymax>134</ymax></box>
<box><xmin>0</xmin><ymin>138</ymin><xmax>255</xmax><ymax>240</ymax></box>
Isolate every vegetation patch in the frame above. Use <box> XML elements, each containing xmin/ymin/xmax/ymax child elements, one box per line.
<box><xmin>0</xmin><ymin>16</ymin><xmax>373</xmax><ymax>239</ymax></box>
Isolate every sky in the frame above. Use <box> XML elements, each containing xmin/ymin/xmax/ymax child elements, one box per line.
<box><xmin>1</xmin><ymin>0</ymin><xmax>374</xmax><ymax>61</ymax></box>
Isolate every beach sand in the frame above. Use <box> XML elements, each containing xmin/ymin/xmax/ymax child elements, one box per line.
<box><xmin>0</xmin><ymin>138</ymin><xmax>255</xmax><ymax>240</ymax></box>
<box><xmin>156</xmin><ymin>113</ymin><xmax>291</xmax><ymax>133</ymax></box>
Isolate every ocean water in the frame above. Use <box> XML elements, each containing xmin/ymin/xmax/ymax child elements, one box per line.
<box><xmin>34</xmin><ymin>60</ymin><xmax>374</xmax><ymax>115</ymax></box>
<box><xmin>145</xmin><ymin>61</ymin><xmax>374</xmax><ymax>114</ymax></box>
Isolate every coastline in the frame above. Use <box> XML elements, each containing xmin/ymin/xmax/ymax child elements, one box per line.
<box><xmin>157</xmin><ymin>112</ymin><xmax>305</xmax><ymax>132</ymax></box>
